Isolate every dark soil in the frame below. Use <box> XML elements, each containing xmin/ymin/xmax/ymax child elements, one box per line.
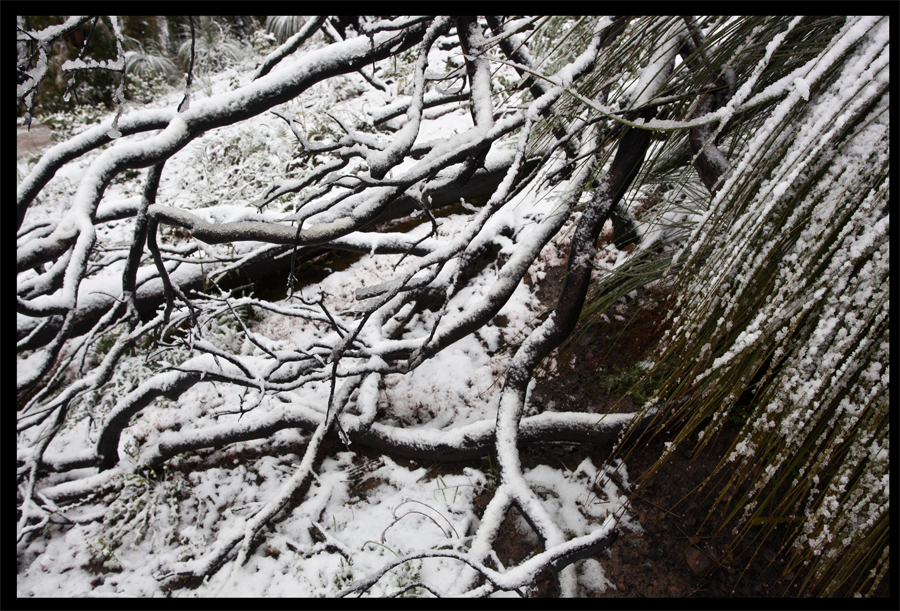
<box><xmin>495</xmin><ymin>255</ymin><xmax>892</xmax><ymax>599</ymax></box>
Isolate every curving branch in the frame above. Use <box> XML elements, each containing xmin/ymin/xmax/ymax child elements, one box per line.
<box><xmin>254</xmin><ymin>17</ymin><xmax>328</xmax><ymax>80</ymax></box>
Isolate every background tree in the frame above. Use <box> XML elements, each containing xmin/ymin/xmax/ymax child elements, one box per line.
<box><xmin>17</xmin><ymin>15</ymin><xmax>888</xmax><ymax>597</ymax></box>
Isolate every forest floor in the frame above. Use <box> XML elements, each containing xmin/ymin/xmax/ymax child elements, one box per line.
<box><xmin>16</xmin><ymin>117</ymin><xmax>888</xmax><ymax>600</ymax></box>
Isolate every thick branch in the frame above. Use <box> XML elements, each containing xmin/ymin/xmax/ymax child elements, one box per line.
<box><xmin>680</xmin><ymin>18</ymin><xmax>735</xmax><ymax>195</ymax></box>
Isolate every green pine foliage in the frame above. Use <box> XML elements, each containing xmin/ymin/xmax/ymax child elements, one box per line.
<box><xmin>608</xmin><ymin>16</ymin><xmax>888</xmax><ymax>597</ymax></box>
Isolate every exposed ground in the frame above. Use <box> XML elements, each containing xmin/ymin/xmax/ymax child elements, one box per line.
<box><xmin>17</xmin><ymin>121</ymin><xmax>53</xmax><ymax>159</ymax></box>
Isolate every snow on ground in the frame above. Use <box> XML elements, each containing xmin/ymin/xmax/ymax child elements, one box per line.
<box><xmin>17</xmin><ymin>28</ymin><xmax>636</xmax><ymax>597</ymax></box>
